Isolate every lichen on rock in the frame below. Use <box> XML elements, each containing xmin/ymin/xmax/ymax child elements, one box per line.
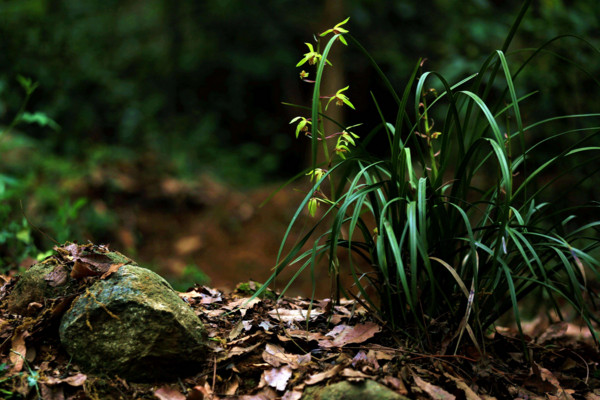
<box><xmin>5</xmin><ymin>257</ymin><xmax>81</xmax><ymax>314</ymax></box>
<box><xmin>302</xmin><ymin>380</ymin><xmax>410</xmax><ymax>400</ymax></box>
<box><xmin>59</xmin><ymin>264</ymin><xmax>207</xmax><ymax>381</ymax></box>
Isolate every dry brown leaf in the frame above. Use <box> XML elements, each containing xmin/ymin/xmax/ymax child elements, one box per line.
<box><xmin>318</xmin><ymin>322</ymin><xmax>381</xmax><ymax>348</ymax></box>
<box><xmin>187</xmin><ymin>383</ymin><xmax>212</xmax><ymax>400</ymax></box>
<box><xmin>44</xmin><ymin>373</ymin><xmax>87</xmax><ymax>387</ymax></box>
<box><xmin>225</xmin><ymin>297</ymin><xmax>262</xmax><ymax>316</ymax></box>
<box><xmin>267</xmin><ymin>308</ymin><xmax>323</xmax><ymax>322</ymax></box>
<box><xmin>39</xmin><ymin>384</ymin><xmax>65</xmax><ymax>400</ymax></box>
<box><xmin>180</xmin><ymin>286</ymin><xmax>223</xmax><ymax>304</ymax></box>
<box><xmin>43</xmin><ymin>264</ymin><xmax>69</xmax><ymax>287</ymax></box>
<box><xmin>225</xmin><ymin>387</ymin><xmax>278</xmax><ymax>400</ymax></box>
<box><xmin>154</xmin><ymin>386</ymin><xmax>186</xmax><ymax>400</ymax></box>
<box><xmin>443</xmin><ymin>372</ymin><xmax>481</xmax><ymax>400</ymax></box>
<box><xmin>262</xmin><ymin>343</ymin><xmax>295</xmax><ymax>368</ymax></box>
<box><xmin>341</xmin><ymin>368</ymin><xmax>372</xmax><ymax>380</ymax></box>
<box><xmin>413</xmin><ymin>375</ymin><xmax>456</xmax><ymax>400</ymax></box>
<box><xmin>537</xmin><ymin>322</ymin><xmax>568</xmax><ymax>344</ymax></box>
<box><xmin>218</xmin><ymin>342</ymin><xmax>262</xmax><ymax>362</ymax></box>
<box><xmin>9</xmin><ymin>329</ymin><xmax>28</xmax><ymax>372</ymax></box>
<box><xmin>70</xmin><ymin>260</ymin><xmax>98</xmax><ymax>279</ymax></box>
<box><xmin>366</xmin><ymin>347</ymin><xmax>396</xmax><ymax>361</ymax></box>
<box><xmin>225</xmin><ymin>377</ymin><xmax>240</xmax><ymax>395</ymax></box>
<box><xmin>282</xmin><ymin>390</ymin><xmax>303</xmax><ymax>400</ymax></box>
<box><xmin>277</xmin><ymin>329</ymin><xmax>325</xmax><ymax>342</ymax></box>
<box><xmin>382</xmin><ymin>376</ymin><xmax>408</xmax><ymax>395</ymax></box>
<box><xmin>100</xmin><ymin>262</ymin><xmax>125</xmax><ymax>279</ymax></box>
<box><xmin>304</xmin><ymin>364</ymin><xmax>342</xmax><ymax>386</ymax></box>
<box><xmin>263</xmin><ymin>365</ymin><xmax>292</xmax><ymax>391</ymax></box>
<box><xmin>229</xmin><ymin>320</ymin><xmax>245</xmax><ymax>340</ymax></box>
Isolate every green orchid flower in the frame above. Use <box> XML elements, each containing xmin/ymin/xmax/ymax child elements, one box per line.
<box><xmin>307</xmin><ymin>168</ymin><xmax>327</xmax><ymax>190</ymax></box>
<box><xmin>306</xmin><ymin>168</ymin><xmax>326</xmax><ymax>182</ymax></box>
<box><xmin>335</xmin><ymin>124</ymin><xmax>361</xmax><ymax>159</ymax></box>
<box><xmin>307</xmin><ymin>197</ymin><xmax>319</xmax><ymax>218</ymax></box>
<box><xmin>290</xmin><ymin>116</ymin><xmax>311</xmax><ymax>138</ymax></box>
<box><xmin>296</xmin><ymin>43</ymin><xmax>332</xmax><ymax>67</ymax></box>
<box><xmin>320</xmin><ymin>17</ymin><xmax>350</xmax><ymax>46</ymax></box>
<box><xmin>325</xmin><ymin>86</ymin><xmax>355</xmax><ymax>110</ymax></box>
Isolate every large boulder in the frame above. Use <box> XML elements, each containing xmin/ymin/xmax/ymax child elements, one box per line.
<box><xmin>59</xmin><ymin>264</ymin><xmax>207</xmax><ymax>381</ymax></box>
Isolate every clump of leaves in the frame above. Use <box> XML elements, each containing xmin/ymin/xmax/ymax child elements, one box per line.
<box><xmin>258</xmin><ymin>0</ymin><xmax>600</xmax><ymax>353</ymax></box>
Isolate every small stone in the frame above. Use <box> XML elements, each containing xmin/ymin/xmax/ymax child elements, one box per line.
<box><xmin>59</xmin><ymin>264</ymin><xmax>207</xmax><ymax>381</ymax></box>
<box><xmin>301</xmin><ymin>380</ymin><xmax>411</xmax><ymax>400</ymax></box>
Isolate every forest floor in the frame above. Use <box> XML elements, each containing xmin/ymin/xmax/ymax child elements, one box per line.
<box><xmin>2</xmin><ymin>161</ymin><xmax>599</xmax><ymax>399</ymax></box>
<box><xmin>0</xmin><ymin>274</ymin><xmax>598</xmax><ymax>399</ymax></box>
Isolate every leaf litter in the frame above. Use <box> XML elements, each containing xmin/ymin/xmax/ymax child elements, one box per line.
<box><xmin>0</xmin><ymin>247</ymin><xmax>598</xmax><ymax>399</ymax></box>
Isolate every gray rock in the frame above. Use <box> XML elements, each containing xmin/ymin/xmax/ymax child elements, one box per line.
<box><xmin>59</xmin><ymin>264</ymin><xmax>207</xmax><ymax>381</ymax></box>
<box><xmin>302</xmin><ymin>380</ymin><xmax>411</xmax><ymax>400</ymax></box>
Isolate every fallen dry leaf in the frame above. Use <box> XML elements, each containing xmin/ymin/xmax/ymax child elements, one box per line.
<box><xmin>40</xmin><ymin>384</ymin><xmax>64</xmax><ymax>400</ymax></box>
<box><xmin>267</xmin><ymin>308</ymin><xmax>323</xmax><ymax>322</ymax></box>
<box><xmin>263</xmin><ymin>365</ymin><xmax>292</xmax><ymax>391</ymax></box>
<box><xmin>43</xmin><ymin>264</ymin><xmax>69</xmax><ymax>287</ymax></box>
<box><xmin>413</xmin><ymin>374</ymin><xmax>456</xmax><ymax>400</ymax></box>
<box><xmin>341</xmin><ymin>367</ymin><xmax>373</xmax><ymax>381</ymax></box>
<box><xmin>225</xmin><ymin>376</ymin><xmax>240</xmax><ymax>395</ymax></box>
<box><xmin>218</xmin><ymin>341</ymin><xmax>262</xmax><ymax>362</ymax></box>
<box><xmin>281</xmin><ymin>390</ymin><xmax>303</xmax><ymax>400</ymax></box>
<box><xmin>443</xmin><ymin>372</ymin><xmax>481</xmax><ymax>400</ymax></box>
<box><xmin>44</xmin><ymin>373</ymin><xmax>87</xmax><ymax>387</ymax></box>
<box><xmin>382</xmin><ymin>375</ymin><xmax>408</xmax><ymax>395</ymax></box>
<box><xmin>9</xmin><ymin>328</ymin><xmax>28</xmax><ymax>372</ymax></box>
<box><xmin>262</xmin><ymin>343</ymin><xmax>296</xmax><ymax>368</ymax></box>
<box><xmin>318</xmin><ymin>322</ymin><xmax>381</xmax><ymax>348</ymax></box>
<box><xmin>277</xmin><ymin>329</ymin><xmax>324</xmax><ymax>342</ymax></box>
<box><xmin>187</xmin><ymin>383</ymin><xmax>212</xmax><ymax>400</ymax></box>
<box><xmin>154</xmin><ymin>386</ymin><xmax>186</xmax><ymax>400</ymax></box>
<box><xmin>100</xmin><ymin>262</ymin><xmax>125</xmax><ymax>279</ymax></box>
<box><xmin>304</xmin><ymin>364</ymin><xmax>342</xmax><ymax>386</ymax></box>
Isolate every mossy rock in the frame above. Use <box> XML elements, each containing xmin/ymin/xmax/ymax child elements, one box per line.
<box><xmin>59</xmin><ymin>264</ymin><xmax>207</xmax><ymax>381</ymax></box>
<box><xmin>5</xmin><ymin>257</ymin><xmax>81</xmax><ymax>314</ymax></box>
<box><xmin>5</xmin><ymin>248</ymin><xmax>137</xmax><ymax>314</ymax></box>
<box><xmin>302</xmin><ymin>380</ymin><xmax>411</xmax><ymax>400</ymax></box>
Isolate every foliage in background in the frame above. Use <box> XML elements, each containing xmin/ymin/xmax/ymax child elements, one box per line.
<box><xmin>0</xmin><ymin>77</ymin><xmax>71</xmax><ymax>270</ymax></box>
<box><xmin>261</xmin><ymin>2</ymin><xmax>600</xmax><ymax>352</ymax></box>
<box><xmin>1</xmin><ymin>0</ymin><xmax>598</xmax><ymax>278</ymax></box>
<box><xmin>1</xmin><ymin>1</ymin><xmax>598</xmax><ymax>186</ymax></box>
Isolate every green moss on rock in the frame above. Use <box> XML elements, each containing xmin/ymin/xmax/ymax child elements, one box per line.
<box><xmin>5</xmin><ymin>257</ymin><xmax>81</xmax><ymax>314</ymax></box>
<box><xmin>302</xmin><ymin>380</ymin><xmax>411</xmax><ymax>400</ymax></box>
<box><xmin>59</xmin><ymin>264</ymin><xmax>207</xmax><ymax>382</ymax></box>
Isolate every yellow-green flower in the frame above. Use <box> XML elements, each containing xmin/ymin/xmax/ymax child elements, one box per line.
<box><xmin>326</xmin><ymin>86</ymin><xmax>355</xmax><ymax>110</ymax></box>
<box><xmin>320</xmin><ymin>17</ymin><xmax>350</xmax><ymax>46</ymax></box>
<box><xmin>296</xmin><ymin>43</ymin><xmax>332</xmax><ymax>67</ymax></box>
<box><xmin>306</xmin><ymin>168</ymin><xmax>326</xmax><ymax>183</ymax></box>
<box><xmin>307</xmin><ymin>197</ymin><xmax>319</xmax><ymax>217</ymax></box>
<box><xmin>299</xmin><ymin>70</ymin><xmax>309</xmax><ymax>79</ymax></box>
<box><xmin>289</xmin><ymin>116</ymin><xmax>311</xmax><ymax>138</ymax></box>
<box><xmin>334</xmin><ymin>124</ymin><xmax>361</xmax><ymax>159</ymax></box>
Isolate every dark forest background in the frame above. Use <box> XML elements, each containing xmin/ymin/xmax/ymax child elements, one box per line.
<box><xmin>1</xmin><ymin>0</ymin><xmax>598</xmax><ymax>291</ymax></box>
